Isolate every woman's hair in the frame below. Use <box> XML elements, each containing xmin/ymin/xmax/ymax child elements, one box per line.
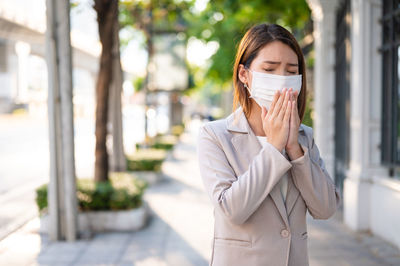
<box><xmin>232</xmin><ymin>23</ymin><xmax>307</xmax><ymax>121</ymax></box>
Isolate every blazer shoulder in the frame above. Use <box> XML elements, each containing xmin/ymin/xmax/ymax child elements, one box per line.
<box><xmin>199</xmin><ymin>118</ymin><xmax>229</xmax><ymax>138</ymax></box>
<box><xmin>299</xmin><ymin>123</ymin><xmax>315</xmax><ymax>146</ymax></box>
<box><xmin>300</xmin><ymin>123</ymin><xmax>313</xmax><ymax>137</ymax></box>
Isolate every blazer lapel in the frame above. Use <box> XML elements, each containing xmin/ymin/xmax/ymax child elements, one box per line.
<box><xmin>228</xmin><ymin>108</ymin><xmax>290</xmax><ymax>228</ymax></box>
<box><xmin>231</xmin><ymin>133</ymin><xmax>290</xmax><ymax>228</ymax></box>
<box><xmin>231</xmin><ymin>133</ymin><xmax>261</xmax><ymax>170</ymax></box>
<box><xmin>285</xmin><ymin>175</ymin><xmax>300</xmax><ymax>216</ymax></box>
<box><xmin>286</xmin><ymin>132</ymin><xmax>308</xmax><ymax>216</ymax></box>
<box><xmin>228</xmin><ymin>107</ymin><xmax>262</xmax><ymax>169</ymax></box>
<box><xmin>270</xmin><ymin>185</ymin><xmax>290</xmax><ymax>227</ymax></box>
<box><xmin>226</xmin><ymin>107</ymin><xmax>307</xmax><ymax>228</ymax></box>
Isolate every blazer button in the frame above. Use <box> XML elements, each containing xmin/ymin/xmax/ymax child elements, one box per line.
<box><xmin>281</xmin><ymin>229</ymin><xmax>290</xmax><ymax>238</ymax></box>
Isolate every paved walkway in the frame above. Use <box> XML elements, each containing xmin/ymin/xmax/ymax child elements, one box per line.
<box><xmin>0</xmin><ymin>120</ymin><xmax>399</xmax><ymax>265</ymax></box>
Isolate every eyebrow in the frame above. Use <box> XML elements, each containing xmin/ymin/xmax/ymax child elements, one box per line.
<box><xmin>263</xmin><ymin>60</ymin><xmax>298</xmax><ymax>67</ymax></box>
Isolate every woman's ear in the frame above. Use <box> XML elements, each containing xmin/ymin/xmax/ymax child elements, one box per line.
<box><xmin>238</xmin><ymin>64</ymin><xmax>249</xmax><ymax>86</ymax></box>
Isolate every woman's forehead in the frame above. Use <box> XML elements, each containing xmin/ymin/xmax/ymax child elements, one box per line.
<box><xmin>255</xmin><ymin>41</ymin><xmax>298</xmax><ymax>64</ymax></box>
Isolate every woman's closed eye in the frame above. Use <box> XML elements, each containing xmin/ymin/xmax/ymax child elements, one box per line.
<box><xmin>263</xmin><ymin>68</ymin><xmax>297</xmax><ymax>75</ymax></box>
<box><xmin>263</xmin><ymin>68</ymin><xmax>274</xmax><ymax>72</ymax></box>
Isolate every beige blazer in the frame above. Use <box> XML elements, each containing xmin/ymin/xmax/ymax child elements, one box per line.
<box><xmin>197</xmin><ymin>107</ymin><xmax>341</xmax><ymax>266</ymax></box>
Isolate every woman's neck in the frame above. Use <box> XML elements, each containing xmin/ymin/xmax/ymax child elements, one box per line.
<box><xmin>246</xmin><ymin>103</ymin><xmax>266</xmax><ymax>137</ymax></box>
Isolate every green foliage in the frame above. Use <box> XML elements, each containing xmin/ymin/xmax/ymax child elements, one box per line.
<box><xmin>126</xmin><ymin>149</ymin><xmax>167</xmax><ymax>171</ymax></box>
<box><xmin>119</xmin><ymin>0</ymin><xmax>195</xmax><ymax>37</ymax></box>
<box><xmin>35</xmin><ymin>173</ymin><xmax>148</xmax><ymax>212</ymax></box>
<box><xmin>118</xmin><ymin>0</ymin><xmax>313</xmax><ymax>112</ymax></box>
<box><xmin>152</xmin><ymin>135</ymin><xmax>178</xmax><ymax>150</ymax></box>
<box><xmin>306</xmin><ymin>53</ymin><xmax>315</xmax><ymax>69</ymax></box>
<box><xmin>133</xmin><ymin>76</ymin><xmax>145</xmax><ymax>92</ymax></box>
<box><xmin>171</xmin><ymin>124</ymin><xmax>185</xmax><ymax>136</ymax></box>
<box><xmin>36</xmin><ymin>184</ymin><xmax>48</xmax><ymax>213</ymax></box>
<box><xmin>70</xmin><ymin>0</ymin><xmax>79</xmax><ymax>9</ymax></box>
<box><xmin>185</xmin><ymin>0</ymin><xmax>312</xmax><ymax>86</ymax></box>
<box><xmin>136</xmin><ymin>134</ymin><xmax>178</xmax><ymax>150</ymax></box>
<box><xmin>151</xmin><ymin>142</ymin><xmax>174</xmax><ymax>150</ymax></box>
<box><xmin>302</xmin><ymin>91</ymin><xmax>314</xmax><ymax>128</ymax></box>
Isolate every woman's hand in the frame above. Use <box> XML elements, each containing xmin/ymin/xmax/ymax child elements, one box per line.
<box><xmin>285</xmin><ymin>90</ymin><xmax>304</xmax><ymax>160</ymax></box>
<box><xmin>261</xmin><ymin>88</ymin><xmax>292</xmax><ymax>152</ymax></box>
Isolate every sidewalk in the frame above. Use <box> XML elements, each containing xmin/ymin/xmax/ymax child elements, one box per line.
<box><xmin>307</xmin><ymin>212</ymin><xmax>400</xmax><ymax>265</ymax></box>
<box><xmin>0</xmin><ymin>120</ymin><xmax>399</xmax><ymax>265</ymax></box>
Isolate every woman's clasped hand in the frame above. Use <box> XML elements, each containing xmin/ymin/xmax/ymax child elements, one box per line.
<box><xmin>260</xmin><ymin>88</ymin><xmax>302</xmax><ymax>159</ymax></box>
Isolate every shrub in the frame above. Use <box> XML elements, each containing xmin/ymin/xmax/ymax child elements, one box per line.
<box><xmin>171</xmin><ymin>124</ymin><xmax>185</xmax><ymax>136</ymax></box>
<box><xmin>151</xmin><ymin>135</ymin><xmax>178</xmax><ymax>150</ymax></box>
<box><xmin>36</xmin><ymin>184</ymin><xmax>48</xmax><ymax>213</ymax></box>
<box><xmin>126</xmin><ymin>149</ymin><xmax>167</xmax><ymax>171</ymax></box>
<box><xmin>136</xmin><ymin>134</ymin><xmax>178</xmax><ymax>151</ymax></box>
<box><xmin>35</xmin><ymin>173</ymin><xmax>148</xmax><ymax>213</ymax></box>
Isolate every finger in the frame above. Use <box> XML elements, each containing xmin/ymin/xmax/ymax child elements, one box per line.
<box><xmin>268</xmin><ymin>90</ymin><xmax>280</xmax><ymax>115</ymax></box>
<box><xmin>295</xmin><ymin>99</ymin><xmax>300</xmax><ymax>120</ymax></box>
<box><xmin>292</xmin><ymin>97</ymin><xmax>300</xmax><ymax>127</ymax></box>
<box><xmin>294</xmin><ymin>95</ymin><xmax>299</xmax><ymax>115</ymax></box>
<box><xmin>294</xmin><ymin>90</ymin><xmax>299</xmax><ymax>100</ymax></box>
<box><xmin>290</xmin><ymin>91</ymin><xmax>294</xmax><ymax>123</ymax></box>
<box><xmin>284</xmin><ymin>100</ymin><xmax>291</xmax><ymax>123</ymax></box>
<box><xmin>289</xmin><ymin>91</ymin><xmax>295</xmax><ymax>108</ymax></box>
<box><xmin>291</xmin><ymin>98</ymin><xmax>296</xmax><ymax>125</ymax></box>
<box><xmin>292</xmin><ymin>91</ymin><xmax>297</xmax><ymax>117</ymax></box>
<box><xmin>278</xmin><ymin>88</ymin><xmax>291</xmax><ymax>119</ymax></box>
<box><xmin>261</xmin><ymin>106</ymin><xmax>267</xmax><ymax>120</ymax></box>
<box><xmin>272</xmin><ymin>88</ymin><xmax>287</xmax><ymax>117</ymax></box>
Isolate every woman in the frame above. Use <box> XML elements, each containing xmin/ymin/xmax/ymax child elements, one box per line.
<box><xmin>197</xmin><ymin>23</ymin><xmax>341</xmax><ymax>266</ymax></box>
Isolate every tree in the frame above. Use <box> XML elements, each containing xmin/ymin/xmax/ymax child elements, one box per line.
<box><xmin>186</xmin><ymin>0</ymin><xmax>312</xmax><ymax>88</ymax></box>
<box><xmin>93</xmin><ymin>0</ymin><xmax>119</xmax><ymax>182</ymax></box>
<box><xmin>109</xmin><ymin>11</ymin><xmax>126</xmax><ymax>173</ymax></box>
<box><xmin>119</xmin><ymin>0</ymin><xmax>193</xmax><ymax>140</ymax></box>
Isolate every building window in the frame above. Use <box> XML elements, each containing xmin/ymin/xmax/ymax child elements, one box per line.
<box><xmin>381</xmin><ymin>0</ymin><xmax>400</xmax><ymax>171</ymax></box>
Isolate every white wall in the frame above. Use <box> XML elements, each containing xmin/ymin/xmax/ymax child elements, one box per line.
<box><xmin>308</xmin><ymin>0</ymin><xmax>400</xmax><ymax>250</ymax></box>
<box><xmin>306</xmin><ymin>0</ymin><xmax>340</xmax><ymax>179</ymax></box>
<box><xmin>370</xmin><ymin>177</ymin><xmax>400</xmax><ymax>249</ymax></box>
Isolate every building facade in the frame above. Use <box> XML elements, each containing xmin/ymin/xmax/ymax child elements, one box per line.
<box><xmin>0</xmin><ymin>0</ymin><xmax>99</xmax><ymax>116</ymax></box>
<box><xmin>307</xmin><ymin>0</ymin><xmax>400</xmax><ymax>249</ymax></box>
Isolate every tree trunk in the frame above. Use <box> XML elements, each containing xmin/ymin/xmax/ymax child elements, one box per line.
<box><xmin>93</xmin><ymin>0</ymin><xmax>118</xmax><ymax>182</ymax></box>
<box><xmin>143</xmin><ymin>24</ymin><xmax>154</xmax><ymax>143</ymax></box>
<box><xmin>109</xmin><ymin>15</ymin><xmax>126</xmax><ymax>172</ymax></box>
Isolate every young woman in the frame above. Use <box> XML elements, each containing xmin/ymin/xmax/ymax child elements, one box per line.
<box><xmin>198</xmin><ymin>23</ymin><xmax>341</xmax><ymax>266</ymax></box>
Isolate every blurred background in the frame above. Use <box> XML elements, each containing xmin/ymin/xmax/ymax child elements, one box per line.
<box><xmin>0</xmin><ymin>0</ymin><xmax>399</xmax><ymax>265</ymax></box>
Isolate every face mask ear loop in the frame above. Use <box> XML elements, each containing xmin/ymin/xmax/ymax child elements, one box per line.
<box><xmin>244</xmin><ymin>83</ymin><xmax>254</xmax><ymax>99</ymax></box>
<box><xmin>243</xmin><ymin>66</ymin><xmax>253</xmax><ymax>96</ymax></box>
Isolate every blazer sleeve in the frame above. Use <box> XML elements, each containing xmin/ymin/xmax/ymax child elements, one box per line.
<box><xmin>290</xmin><ymin>127</ymin><xmax>341</xmax><ymax>219</ymax></box>
<box><xmin>197</xmin><ymin>124</ymin><xmax>292</xmax><ymax>225</ymax></box>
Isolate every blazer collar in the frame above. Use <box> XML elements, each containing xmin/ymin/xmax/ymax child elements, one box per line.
<box><xmin>226</xmin><ymin>106</ymin><xmax>249</xmax><ymax>133</ymax></box>
<box><xmin>226</xmin><ymin>106</ymin><xmax>306</xmax><ymax>134</ymax></box>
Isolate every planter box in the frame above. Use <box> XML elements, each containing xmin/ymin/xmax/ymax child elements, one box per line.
<box><xmin>134</xmin><ymin>171</ymin><xmax>164</xmax><ymax>185</ymax></box>
<box><xmin>40</xmin><ymin>201</ymin><xmax>149</xmax><ymax>235</ymax></box>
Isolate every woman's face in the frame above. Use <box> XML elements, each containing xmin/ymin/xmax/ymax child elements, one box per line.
<box><xmin>238</xmin><ymin>40</ymin><xmax>299</xmax><ymax>87</ymax></box>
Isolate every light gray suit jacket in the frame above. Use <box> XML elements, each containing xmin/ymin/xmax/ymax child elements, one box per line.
<box><xmin>197</xmin><ymin>107</ymin><xmax>341</xmax><ymax>266</ymax></box>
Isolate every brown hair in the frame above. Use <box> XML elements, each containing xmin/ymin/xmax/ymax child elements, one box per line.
<box><xmin>232</xmin><ymin>23</ymin><xmax>307</xmax><ymax>121</ymax></box>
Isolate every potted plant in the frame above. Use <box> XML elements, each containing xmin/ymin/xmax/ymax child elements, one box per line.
<box><xmin>126</xmin><ymin>146</ymin><xmax>167</xmax><ymax>185</ymax></box>
<box><xmin>37</xmin><ymin>172</ymin><xmax>149</xmax><ymax>235</ymax></box>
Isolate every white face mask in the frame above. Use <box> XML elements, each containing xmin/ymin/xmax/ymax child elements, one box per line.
<box><xmin>245</xmin><ymin>70</ymin><xmax>302</xmax><ymax>110</ymax></box>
